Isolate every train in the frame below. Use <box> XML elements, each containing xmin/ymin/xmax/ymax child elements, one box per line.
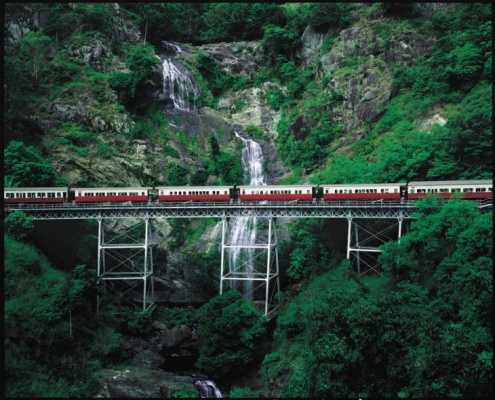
<box><xmin>3</xmin><ymin>180</ymin><xmax>492</xmax><ymax>204</ymax></box>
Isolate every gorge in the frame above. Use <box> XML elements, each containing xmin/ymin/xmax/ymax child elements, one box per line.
<box><xmin>4</xmin><ymin>3</ymin><xmax>492</xmax><ymax>398</ymax></box>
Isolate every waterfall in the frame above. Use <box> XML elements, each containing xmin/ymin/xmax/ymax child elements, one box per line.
<box><xmin>228</xmin><ymin>132</ymin><xmax>267</xmax><ymax>300</ymax></box>
<box><xmin>195</xmin><ymin>380</ymin><xmax>222</xmax><ymax>398</ymax></box>
<box><xmin>161</xmin><ymin>41</ymin><xmax>200</xmax><ymax>112</ymax></box>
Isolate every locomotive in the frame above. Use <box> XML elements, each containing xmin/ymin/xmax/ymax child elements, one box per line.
<box><xmin>4</xmin><ymin>180</ymin><xmax>492</xmax><ymax>204</ymax></box>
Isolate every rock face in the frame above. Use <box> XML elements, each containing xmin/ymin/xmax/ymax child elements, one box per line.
<box><xmin>298</xmin><ymin>20</ymin><xmax>434</xmax><ymax>140</ymax></box>
<box><xmin>196</xmin><ymin>41</ymin><xmax>263</xmax><ymax>78</ymax></box>
<box><xmin>98</xmin><ymin>368</ymin><xmax>199</xmax><ymax>398</ymax></box>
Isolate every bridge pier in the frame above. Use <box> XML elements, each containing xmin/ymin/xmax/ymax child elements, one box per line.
<box><xmin>220</xmin><ymin>212</ymin><xmax>280</xmax><ymax>318</ymax></box>
<box><xmin>97</xmin><ymin>215</ymin><xmax>154</xmax><ymax>312</ymax></box>
<box><xmin>346</xmin><ymin>212</ymin><xmax>405</xmax><ymax>276</ymax></box>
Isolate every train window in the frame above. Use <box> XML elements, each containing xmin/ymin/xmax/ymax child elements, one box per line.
<box><xmin>129</xmin><ymin>192</ymin><xmax>137</xmax><ymax>196</ymax></box>
<box><xmin>440</xmin><ymin>189</ymin><xmax>448</xmax><ymax>192</ymax></box>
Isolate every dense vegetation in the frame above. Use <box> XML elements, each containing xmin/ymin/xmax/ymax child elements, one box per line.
<box><xmin>4</xmin><ymin>2</ymin><xmax>492</xmax><ymax>398</ymax></box>
<box><xmin>262</xmin><ymin>199</ymin><xmax>492</xmax><ymax>397</ymax></box>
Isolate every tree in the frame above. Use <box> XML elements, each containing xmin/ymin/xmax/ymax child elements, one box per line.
<box><xmin>18</xmin><ymin>30</ymin><xmax>53</xmax><ymax>90</ymax></box>
<box><xmin>4</xmin><ymin>211</ymin><xmax>35</xmax><ymax>242</ymax></box>
<box><xmin>229</xmin><ymin>387</ymin><xmax>260</xmax><ymax>398</ymax></box>
<box><xmin>195</xmin><ymin>290</ymin><xmax>267</xmax><ymax>380</ymax></box>
<box><xmin>4</xmin><ymin>141</ymin><xmax>64</xmax><ymax>187</ymax></box>
<box><xmin>109</xmin><ymin>45</ymin><xmax>160</xmax><ymax>110</ymax></box>
<box><xmin>378</xmin><ymin>199</ymin><xmax>492</xmax><ymax>396</ymax></box>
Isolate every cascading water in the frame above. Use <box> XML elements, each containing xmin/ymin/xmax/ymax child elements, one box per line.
<box><xmin>228</xmin><ymin>132</ymin><xmax>267</xmax><ymax>299</ymax></box>
<box><xmin>161</xmin><ymin>41</ymin><xmax>200</xmax><ymax>112</ymax></box>
<box><xmin>195</xmin><ymin>380</ymin><xmax>222</xmax><ymax>398</ymax></box>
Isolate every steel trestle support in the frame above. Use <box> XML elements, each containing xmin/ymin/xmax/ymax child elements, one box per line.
<box><xmin>346</xmin><ymin>211</ymin><xmax>405</xmax><ymax>276</ymax></box>
<box><xmin>97</xmin><ymin>215</ymin><xmax>154</xmax><ymax>312</ymax></box>
<box><xmin>220</xmin><ymin>212</ymin><xmax>280</xmax><ymax>318</ymax></box>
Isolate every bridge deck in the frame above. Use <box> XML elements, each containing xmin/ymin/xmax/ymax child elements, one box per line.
<box><xmin>3</xmin><ymin>199</ymin><xmax>491</xmax><ymax>220</ymax></box>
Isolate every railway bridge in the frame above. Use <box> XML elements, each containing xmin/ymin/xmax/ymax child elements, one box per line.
<box><xmin>4</xmin><ymin>199</ymin><xmax>492</xmax><ymax>318</ymax></box>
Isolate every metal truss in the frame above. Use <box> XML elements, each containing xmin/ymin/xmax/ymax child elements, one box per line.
<box><xmin>220</xmin><ymin>214</ymin><xmax>280</xmax><ymax>319</ymax></box>
<box><xmin>347</xmin><ymin>215</ymin><xmax>406</xmax><ymax>276</ymax></box>
<box><xmin>5</xmin><ymin>199</ymin><xmax>490</xmax><ymax>316</ymax></box>
<box><xmin>4</xmin><ymin>200</ymin><xmax>426</xmax><ymax>220</ymax></box>
<box><xmin>97</xmin><ymin>217</ymin><xmax>154</xmax><ymax>313</ymax></box>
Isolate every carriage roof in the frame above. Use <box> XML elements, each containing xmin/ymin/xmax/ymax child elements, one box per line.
<box><xmin>71</xmin><ymin>187</ymin><xmax>152</xmax><ymax>191</ymax></box>
<box><xmin>408</xmin><ymin>180</ymin><xmax>492</xmax><ymax>186</ymax></box>
<box><xmin>318</xmin><ymin>183</ymin><xmax>404</xmax><ymax>187</ymax></box>
<box><xmin>5</xmin><ymin>187</ymin><xmax>68</xmax><ymax>191</ymax></box>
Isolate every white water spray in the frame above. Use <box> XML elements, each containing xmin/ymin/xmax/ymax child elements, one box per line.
<box><xmin>161</xmin><ymin>42</ymin><xmax>200</xmax><ymax>112</ymax></box>
<box><xmin>228</xmin><ymin>132</ymin><xmax>267</xmax><ymax>299</ymax></box>
<box><xmin>195</xmin><ymin>379</ymin><xmax>222</xmax><ymax>398</ymax></box>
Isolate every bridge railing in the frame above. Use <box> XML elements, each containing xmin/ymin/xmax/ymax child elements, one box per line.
<box><xmin>4</xmin><ymin>200</ymin><xmax>422</xmax><ymax>211</ymax></box>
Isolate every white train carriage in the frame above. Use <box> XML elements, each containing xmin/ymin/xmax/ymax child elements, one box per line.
<box><xmin>4</xmin><ymin>187</ymin><xmax>68</xmax><ymax>203</ymax></box>
<box><xmin>320</xmin><ymin>183</ymin><xmax>405</xmax><ymax>201</ymax></box>
<box><xmin>72</xmin><ymin>187</ymin><xmax>151</xmax><ymax>203</ymax></box>
<box><xmin>407</xmin><ymin>180</ymin><xmax>492</xmax><ymax>199</ymax></box>
<box><xmin>237</xmin><ymin>185</ymin><xmax>315</xmax><ymax>201</ymax></box>
<box><xmin>156</xmin><ymin>186</ymin><xmax>232</xmax><ymax>201</ymax></box>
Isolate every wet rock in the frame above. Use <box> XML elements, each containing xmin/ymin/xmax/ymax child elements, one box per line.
<box><xmin>98</xmin><ymin>368</ymin><xmax>199</xmax><ymax>398</ymax></box>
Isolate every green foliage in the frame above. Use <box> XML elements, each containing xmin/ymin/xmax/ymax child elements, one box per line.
<box><xmin>4</xmin><ymin>211</ymin><xmax>35</xmax><ymax>242</ymax></box>
<box><xmin>124</xmin><ymin>310</ymin><xmax>152</xmax><ymax>335</ymax></box>
<box><xmin>195</xmin><ymin>290</ymin><xmax>268</xmax><ymax>380</ymax></box>
<box><xmin>4</xmin><ymin>141</ymin><xmax>65</xmax><ymax>187</ymax></box>
<box><xmin>109</xmin><ymin>45</ymin><xmax>160</xmax><ymax>111</ymax></box>
<box><xmin>209</xmin><ymin>134</ymin><xmax>220</xmax><ymax>158</ymax></box>
<box><xmin>377</xmin><ymin>199</ymin><xmax>492</xmax><ymax>397</ymax></box>
<box><xmin>201</xmin><ymin>3</ymin><xmax>285</xmax><ymax>43</ymax></box>
<box><xmin>214</xmin><ymin>151</ymin><xmax>243</xmax><ymax>185</ymax></box>
<box><xmin>308</xmin><ymin>3</ymin><xmax>354</xmax><ymax>32</ymax></box>
<box><xmin>171</xmin><ymin>388</ymin><xmax>200</xmax><ymax>398</ymax></box>
<box><xmin>195</xmin><ymin>52</ymin><xmax>249</xmax><ymax>102</ymax></box>
<box><xmin>229</xmin><ymin>387</ymin><xmax>260</xmax><ymax>398</ymax></box>
<box><xmin>168</xmin><ymin>218</ymin><xmax>190</xmax><ymax>250</ymax></box>
<box><xmin>245</xmin><ymin>124</ymin><xmax>265</xmax><ymax>140</ymax></box>
<box><xmin>4</xmin><ymin>235</ymin><xmax>103</xmax><ymax>397</ymax></box>
<box><xmin>18</xmin><ymin>30</ymin><xmax>53</xmax><ymax>90</ymax></box>
<box><xmin>72</xmin><ymin>3</ymin><xmax>113</xmax><ymax>34</ymax></box>
<box><xmin>98</xmin><ymin>143</ymin><xmax>116</xmax><ymax>158</ymax></box>
<box><xmin>167</xmin><ymin>163</ymin><xmax>189</xmax><ymax>186</ymax></box>
<box><xmin>262</xmin><ymin>24</ymin><xmax>302</xmax><ymax>64</ymax></box>
<box><xmin>154</xmin><ymin>306</ymin><xmax>197</xmax><ymax>328</ymax></box>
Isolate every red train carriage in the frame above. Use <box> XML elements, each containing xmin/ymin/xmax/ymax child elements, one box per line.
<box><xmin>237</xmin><ymin>185</ymin><xmax>315</xmax><ymax>201</ymax></box>
<box><xmin>72</xmin><ymin>187</ymin><xmax>151</xmax><ymax>203</ymax></box>
<box><xmin>319</xmin><ymin>183</ymin><xmax>405</xmax><ymax>201</ymax></box>
<box><xmin>156</xmin><ymin>186</ymin><xmax>232</xmax><ymax>202</ymax></box>
<box><xmin>4</xmin><ymin>187</ymin><xmax>68</xmax><ymax>203</ymax></box>
<box><xmin>407</xmin><ymin>180</ymin><xmax>492</xmax><ymax>200</ymax></box>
